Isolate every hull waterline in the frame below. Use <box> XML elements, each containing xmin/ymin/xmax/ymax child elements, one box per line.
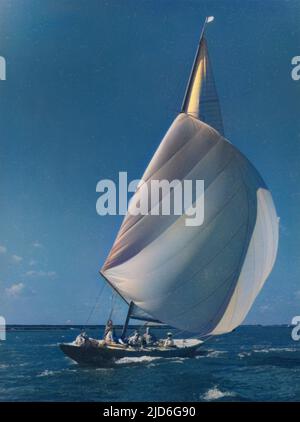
<box><xmin>60</xmin><ymin>339</ymin><xmax>203</xmax><ymax>367</ymax></box>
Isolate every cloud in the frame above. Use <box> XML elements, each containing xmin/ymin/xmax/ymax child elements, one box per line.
<box><xmin>25</xmin><ymin>270</ymin><xmax>57</xmax><ymax>278</ymax></box>
<box><xmin>5</xmin><ymin>282</ymin><xmax>35</xmax><ymax>297</ymax></box>
<box><xmin>0</xmin><ymin>245</ymin><xmax>7</xmax><ymax>254</ymax></box>
<box><xmin>5</xmin><ymin>282</ymin><xmax>25</xmax><ymax>297</ymax></box>
<box><xmin>33</xmin><ymin>241</ymin><xmax>43</xmax><ymax>248</ymax></box>
<box><xmin>29</xmin><ymin>259</ymin><xmax>37</xmax><ymax>266</ymax></box>
<box><xmin>11</xmin><ymin>254</ymin><xmax>23</xmax><ymax>263</ymax></box>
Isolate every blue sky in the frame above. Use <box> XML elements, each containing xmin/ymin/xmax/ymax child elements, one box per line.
<box><xmin>0</xmin><ymin>0</ymin><xmax>299</xmax><ymax>325</ymax></box>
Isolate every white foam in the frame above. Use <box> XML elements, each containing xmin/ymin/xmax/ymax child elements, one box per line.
<box><xmin>37</xmin><ymin>369</ymin><xmax>56</xmax><ymax>377</ymax></box>
<box><xmin>115</xmin><ymin>356</ymin><xmax>161</xmax><ymax>365</ymax></box>
<box><xmin>207</xmin><ymin>350</ymin><xmax>227</xmax><ymax>358</ymax></box>
<box><xmin>95</xmin><ymin>367</ymin><xmax>114</xmax><ymax>372</ymax></box>
<box><xmin>170</xmin><ymin>359</ymin><xmax>185</xmax><ymax>364</ymax></box>
<box><xmin>238</xmin><ymin>351</ymin><xmax>252</xmax><ymax>358</ymax></box>
<box><xmin>0</xmin><ymin>364</ymin><xmax>10</xmax><ymax>369</ymax></box>
<box><xmin>253</xmin><ymin>347</ymin><xmax>297</xmax><ymax>353</ymax></box>
<box><xmin>202</xmin><ymin>386</ymin><xmax>236</xmax><ymax>401</ymax></box>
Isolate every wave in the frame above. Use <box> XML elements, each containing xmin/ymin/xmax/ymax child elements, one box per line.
<box><xmin>202</xmin><ymin>386</ymin><xmax>236</xmax><ymax>401</ymax></box>
<box><xmin>0</xmin><ymin>364</ymin><xmax>10</xmax><ymax>369</ymax></box>
<box><xmin>238</xmin><ymin>352</ymin><xmax>252</xmax><ymax>358</ymax></box>
<box><xmin>115</xmin><ymin>355</ymin><xmax>191</xmax><ymax>366</ymax></box>
<box><xmin>36</xmin><ymin>368</ymin><xmax>77</xmax><ymax>377</ymax></box>
<box><xmin>253</xmin><ymin>347</ymin><xmax>298</xmax><ymax>354</ymax></box>
<box><xmin>169</xmin><ymin>358</ymin><xmax>186</xmax><ymax>364</ymax></box>
<box><xmin>0</xmin><ymin>362</ymin><xmax>29</xmax><ymax>369</ymax></box>
<box><xmin>37</xmin><ymin>369</ymin><xmax>56</xmax><ymax>377</ymax></box>
<box><xmin>208</xmin><ymin>350</ymin><xmax>227</xmax><ymax>358</ymax></box>
<box><xmin>42</xmin><ymin>343</ymin><xmax>59</xmax><ymax>347</ymax></box>
<box><xmin>95</xmin><ymin>367</ymin><xmax>114</xmax><ymax>372</ymax></box>
<box><xmin>115</xmin><ymin>356</ymin><xmax>162</xmax><ymax>365</ymax></box>
<box><xmin>237</xmin><ymin>347</ymin><xmax>299</xmax><ymax>358</ymax></box>
<box><xmin>196</xmin><ymin>350</ymin><xmax>227</xmax><ymax>359</ymax></box>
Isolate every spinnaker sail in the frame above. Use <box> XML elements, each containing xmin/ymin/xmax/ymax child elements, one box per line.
<box><xmin>100</xmin><ymin>18</ymin><xmax>279</xmax><ymax>336</ymax></box>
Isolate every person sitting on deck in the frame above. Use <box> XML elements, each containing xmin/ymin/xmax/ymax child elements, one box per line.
<box><xmin>75</xmin><ymin>331</ymin><xmax>89</xmax><ymax>347</ymax></box>
<box><xmin>142</xmin><ymin>327</ymin><xmax>157</xmax><ymax>346</ymax></box>
<box><xmin>127</xmin><ymin>330</ymin><xmax>141</xmax><ymax>347</ymax></box>
<box><xmin>164</xmin><ymin>332</ymin><xmax>175</xmax><ymax>348</ymax></box>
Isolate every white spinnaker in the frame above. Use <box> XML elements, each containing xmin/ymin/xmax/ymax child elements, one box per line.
<box><xmin>211</xmin><ymin>188</ymin><xmax>279</xmax><ymax>334</ymax></box>
<box><xmin>102</xmin><ymin>114</ymin><xmax>279</xmax><ymax>335</ymax></box>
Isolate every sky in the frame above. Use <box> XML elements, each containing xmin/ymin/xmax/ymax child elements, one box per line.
<box><xmin>0</xmin><ymin>0</ymin><xmax>300</xmax><ymax>325</ymax></box>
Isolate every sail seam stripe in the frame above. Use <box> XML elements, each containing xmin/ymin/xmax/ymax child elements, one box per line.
<box><xmin>159</xmin><ymin>175</ymin><xmax>250</xmax><ymax>330</ymax></box>
<box><xmin>103</xmin><ymin>123</ymin><xmax>223</xmax><ymax>265</ymax></box>
<box><xmin>113</xmin><ymin>116</ymin><xmax>206</xmax><ymax>239</ymax></box>
<box><xmin>225</xmin><ymin>150</ymin><xmax>254</xmax><ymax>330</ymax></box>
<box><xmin>103</xmin><ymin>143</ymin><xmax>235</xmax><ymax>270</ymax></box>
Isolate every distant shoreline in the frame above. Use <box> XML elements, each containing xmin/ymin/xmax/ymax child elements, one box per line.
<box><xmin>5</xmin><ymin>324</ymin><xmax>163</xmax><ymax>331</ymax></box>
<box><xmin>4</xmin><ymin>324</ymin><xmax>290</xmax><ymax>332</ymax></box>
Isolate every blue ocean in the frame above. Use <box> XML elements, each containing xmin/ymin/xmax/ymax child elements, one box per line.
<box><xmin>0</xmin><ymin>325</ymin><xmax>299</xmax><ymax>402</ymax></box>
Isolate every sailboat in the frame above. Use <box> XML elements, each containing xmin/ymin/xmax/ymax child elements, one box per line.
<box><xmin>60</xmin><ymin>17</ymin><xmax>279</xmax><ymax>366</ymax></box>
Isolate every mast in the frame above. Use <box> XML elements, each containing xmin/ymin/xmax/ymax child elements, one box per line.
<box><xmin>121</xmin><ymin>301</ymin><xmax>134</xmax><ymax>339</ymax></box>
<box><xmin>181</xmin><ymin>16</ymin><xmax>215</xmax><ymax>115</ymax></box>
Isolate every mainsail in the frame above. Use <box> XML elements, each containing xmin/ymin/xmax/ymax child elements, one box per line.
<box><xmin>181</xmin><ymin>37</ymin><xmax>224</xmax><ymax>135</ymax></box>
<box><xmin>100</xmin><ymin>18</ymin><xmax>279</xmax><ymax>336</ymax></box>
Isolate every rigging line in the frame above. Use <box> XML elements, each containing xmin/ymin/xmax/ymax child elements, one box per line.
<box><xmin>108</xmin><ymin>291</ymin><xmax>117</xmax><ymax>321</ymax></box>
<box><xmin>99</xmin><ymin>270</ymin><xmax>128</xmax><ymax>305</ymax></box>
<box><xmin>84</xmin><ymin>282</ymin><xmax>106</xmax><ymax>327</ymax></box>
<box><xmin>172</xmin><ymin>328</ymin><xmax>187</xmax><ymax>338</ymax></box>
<box><xmin>137</xmin><ymin>321</ymin><xmax>147</xmax><ymax>334</ymax></box>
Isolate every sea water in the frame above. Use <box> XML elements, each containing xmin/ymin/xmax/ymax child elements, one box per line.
<box><xmin>0</xmin><ymin>325</ymin><xmax>300</xmax><ymax>402</ymax></box>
